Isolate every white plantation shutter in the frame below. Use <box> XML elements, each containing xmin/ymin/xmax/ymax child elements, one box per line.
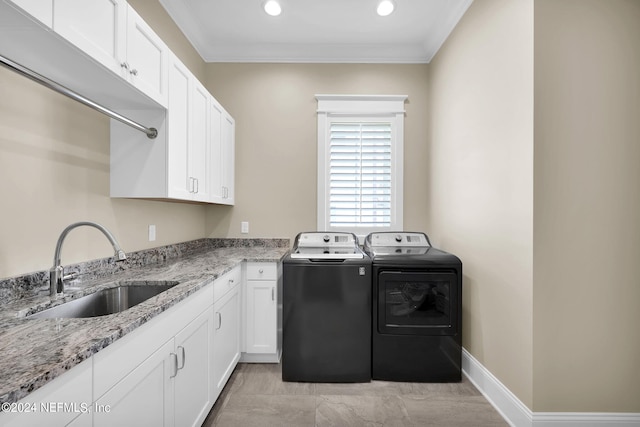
<box><xmin>329</xmin><ymin>122</ymin><xmax>392</xmax><ymax>227</ymax></box>
<box><xmin>316</xmin><ymin>94</ymin><xmax>406</xmax><ymax>234</ymax></box>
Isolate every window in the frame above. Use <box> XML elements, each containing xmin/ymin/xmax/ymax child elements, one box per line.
<box><xmin>317</xmin><ymin>95</ymin><xmax>406</xmax><ymax>236</ymax></box>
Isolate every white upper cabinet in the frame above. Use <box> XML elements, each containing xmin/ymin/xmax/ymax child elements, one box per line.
<box><xmin>190</xmin><ymin>80</ymin><xmax>211</xmax><ymax>202</ymax></box>
<box><xmin>2</xmin><ymin>0</ymin><xmax>233</xmax><ymax>205</ymax></box>
<box><xmin>124</xmin><ymin>5</ymin><xmax>168</xmax><ymax>106</ymax></box>
<box><xmin>167</xmin><ymin>56</ymin><xmax>191</xmax><ymax>200</ymax></box>
<box><xmin>221</xmin><ymin>113</ymin><xmax>235</xmax><ymax>204</ymax></box>
<box><xmin>210</xmin><ymin>99</ymin><xmax>235</xmax><ymax>205</ymax></box>
<box><xmin>210</xmin><ymin>101</ymin><xmax>224</xmax><ymax>203</ymax></box>
<box><xmin>9</xmin><ymin>0</ymin><xmax>53</xmax><ymax>28</ymax></box>
<box><xmin>54</xmin><ymin>0</ymin><xmax>127</xmax><ymax>76</ymax></box>
<box><xmin>166</xmin><ymin>53</ymin><xmax>211</xmax><ymax>202</ymax></box>
<box><xmin>54</xmin><ymin>1</ymin><xmax>167</xmax><ymax>107</ymax></box>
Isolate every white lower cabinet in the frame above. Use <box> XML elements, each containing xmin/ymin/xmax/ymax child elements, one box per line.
<box><xmin>212</xmin><ymin>279</ymin><xmax>241</xmax><ymax>395</ymax></box>
<box><xmin>94</xmin><ymin>308</ymin><xmax>214</xmax><ymax>427</ymax></box>
<box><xmin>174</xmin><ymin>308</ymin><xmax>215</xmax><ymax>427</ymax></box>
<box><xmin>94</xmin><ymin>339</ymin><xmax>174</xmax><ymax>427</ymax></box>
<box><xmin>242</xmin><ymin>262</ymin><xmax>282</xmax><ymax>363</ymax></box>
<box><xmin>93</xmin><ymin>282</ymin><xmax>214</xmax><ymax>427</ymax></box>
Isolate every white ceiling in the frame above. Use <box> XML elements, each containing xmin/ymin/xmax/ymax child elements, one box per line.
<box><xmin>159</xmin><ymin>0</ymin><xmax>473</xmax><ymax>63</ymax></box>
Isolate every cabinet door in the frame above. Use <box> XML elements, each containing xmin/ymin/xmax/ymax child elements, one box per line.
<box><xmin>190</xmin><ymin>81</ymin><xmax>210</xmax><ymax>202</ymax></box>
<box><xmin>94</xmin><ymin>339</ymin><xmax>174</xmax><ymax>427</ymax></box>
<box><xmin>213</xmin><ymin>284</ymin><xmax>241</xmax><ymax>392</ymax></box>
<box><xmin>246</xmin><ymin>280</ymin><xmax>277</xmax><ymax>354</ymax></box>
<box><xmin>221</xmin><ymin>113</ymin><xmax>235</xmax><ymax>204</ymax></box>
<box><xmin>209</xmin><ymin>100</ymin><xmax>225</xmax><ymax>203</ymax></box>
<box><xmin>9</xmin><ymin>0</ymin><xmax>53</xmax><ymax>27</ymax></box>
<box><xmin>174</xmin><ymin>308</ymin><xmax>215</xmax><ymax>427</ymax></box>
<box><xmin>54</xmin><ymin>0</ymin><xmax>127</xmax><ymax>75</ymax></box>
<box><xmin>126</xmin><ymin>5</ymin><xmax>168</xmax><ymax>106</ymax></box>
<box><xmin>167</xmin><ymin>56</ymin><xmax>191</xmax><ymax>200</ymax></box>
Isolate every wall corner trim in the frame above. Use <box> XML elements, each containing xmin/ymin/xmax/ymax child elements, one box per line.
<box><xmin>462</xmin><ymin>348</ymin><xmax>640</xmax><ymax>427</ymax></box>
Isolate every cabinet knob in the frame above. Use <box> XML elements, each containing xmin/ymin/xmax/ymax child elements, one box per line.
<box><xmin>130</xmin><ymin>68</ymin><xmax>138</xmax><ymax>76</ymax></box>
<box><xmin>258</xmin><ymin>269</ymin><xmax>264</xmax><ymax>274</ymax></box>
<box><xmin>120</xmin><ymin>62</ymin><xmax>129</xmax><ymax>70</ymax></box>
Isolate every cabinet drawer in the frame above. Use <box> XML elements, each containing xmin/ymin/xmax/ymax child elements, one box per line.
<box><xmin>246</xmin><ymin>262</ymin><xmax>277</xmax><ymax>281</ymax></box>
<box><xmin>214</xmin><ymin>265</ymin><xmax>241</xmax><ymax>302</ymax></box>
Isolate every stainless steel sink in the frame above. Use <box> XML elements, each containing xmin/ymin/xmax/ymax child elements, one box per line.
<box><xmin>28</xmin><ymin>281</ymin><xmax>179</xmax><ymax>319</ymax></box>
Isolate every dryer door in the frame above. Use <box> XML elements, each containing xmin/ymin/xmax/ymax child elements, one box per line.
<box><xmin>377</xmin><ymin>270</ymin><xmax>458</xmax><ymax>336</ymax></box>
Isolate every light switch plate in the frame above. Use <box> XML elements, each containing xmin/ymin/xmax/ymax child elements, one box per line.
<box><xmin>241</xmin><ymin>221</ymin><xmax>249</xmax><ymax>234</ymax></box>
<box><xmin>148</xmin><ymin>224</ymin><xmax>156</xmax><ymax>241</ymax></box>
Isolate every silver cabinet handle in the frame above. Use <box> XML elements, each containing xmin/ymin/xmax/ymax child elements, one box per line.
<box><xmin>120</xmin><ymin>62</ymin><xmax>129</xmax><ymax>70</ymax></box>
<box><xmin>217</xmin><ymin>312</ymin><xmax>222</xmax><ymax>330</ymax></box>
<box><xmin>177</xmin><ymin>346</ymin><xmax>186</xmax><ymax>370</ymax></box>
<box><xmin>130</xmin><ymin>68</ymin><xmax>138</xmax><ymax>76</ymax></box>
<box><xmin>271</xmin><ymin>287</ymin><xmax>275</xmax><ymax>301</ymax></box>
<box><xmin>229</xmin><ymin>278</ymin><xmax>234</xmax><ymax>286</ymax></box>
<box><xmin>194</xmin><ymin>178</ymin><xmax>199</xmax><ymax>193</ymax></box>
<box><xmin>170</xmin><ymin>353</ymin><xmax>178</xmax><ymax>378</ymax></box>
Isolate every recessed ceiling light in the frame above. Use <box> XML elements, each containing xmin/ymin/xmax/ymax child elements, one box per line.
<box><xmin>377</xmin><ymin>0</ymin><xmax>395</xmax><ymax>17</ymax></box>
<box><xmin>263</xmin><ymin>0</ymin><xmax>282</xmax><ymax>16</ymax></box>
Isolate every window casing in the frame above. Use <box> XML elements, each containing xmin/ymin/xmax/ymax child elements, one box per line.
<box><xmin>317</xmin><ymin>95</ymin><xmax>406</xmax><ymax>237</ymax></box>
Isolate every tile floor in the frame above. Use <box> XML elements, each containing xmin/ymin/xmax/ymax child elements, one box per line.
<box><xmin>202</xmin><ymin>363</ymin><xmax>508</xmax><ymax>426</ymax></box>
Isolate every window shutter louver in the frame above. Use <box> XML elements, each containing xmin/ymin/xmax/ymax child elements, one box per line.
<box><xmin>329</xmin><ymin>122</ymin><xmax>392</xmax><ymax>227</ymax></box>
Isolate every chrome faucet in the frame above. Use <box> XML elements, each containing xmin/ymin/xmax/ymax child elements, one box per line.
<box><xmin>50</xmin><ymin>222</ymin><xmax>127</xmax><ymax>297</ymax></box>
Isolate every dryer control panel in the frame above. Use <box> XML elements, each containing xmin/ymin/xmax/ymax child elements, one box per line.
<box><xmin>365</xmin><ymin>232</ymin><xmax>431</xmax><ymax>248</ymax></box>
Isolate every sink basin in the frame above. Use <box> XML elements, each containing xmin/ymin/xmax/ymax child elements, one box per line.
<box><xmin>28</xmin><ymin>281</ymin><xmax>179</xmax><ymax>319</ymax></box>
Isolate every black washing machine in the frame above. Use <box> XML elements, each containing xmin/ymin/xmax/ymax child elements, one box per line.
<box><xmin>282</xmin><ymin>232</ymin><xmax>371</xmax><ymax>382</ymax></box>
<box><xmin>364</xmin><ymin>232</ymin><xmax>462</xmax><ymax>382</ymax></box>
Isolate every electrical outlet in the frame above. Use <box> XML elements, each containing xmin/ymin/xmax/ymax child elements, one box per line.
<box><xmin>241</xmin><ymin>221</ymin><xmax>249</xmax><ymax>234</ymax></box>
<box><xmin>148</xmin><ymin>225</ymin><xmax>156</xmax><ymax>241</ymax></box>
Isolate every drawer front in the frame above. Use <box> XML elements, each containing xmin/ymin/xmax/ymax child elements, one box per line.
<box><xmin>246</xmin><ymin>262</ymin><xmax>277</xmax><ymax>281</ymax></box>
<box><xmin>214</xmin><ymin>265</ymin><xmax>242</xmax><ymax>302</ymax></box>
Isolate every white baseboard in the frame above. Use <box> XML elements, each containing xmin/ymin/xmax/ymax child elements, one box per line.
<box><xmin>462</xmin><ymin>348</ymin><xmax>532</xmax><ymax>426</ymax></box>
<box><xmin>461</xmin><ymin>348</ymin><xmax>640</xmax><ymax>427</ymax></box>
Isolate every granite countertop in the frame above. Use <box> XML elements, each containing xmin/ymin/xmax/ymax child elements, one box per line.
<box><xmin>0</xmin><ymin>239</ymin><xmax>289</xmax><ymax>405</ymax></box>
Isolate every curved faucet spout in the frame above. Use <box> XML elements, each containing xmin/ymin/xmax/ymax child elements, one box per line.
<box><xmin>50</xmin><ymin>222</ymin><xmax>127</xmax><ymax>296</ymax></box>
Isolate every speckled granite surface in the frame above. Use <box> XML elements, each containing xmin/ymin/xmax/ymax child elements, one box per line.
<box><xmin>0</xmin><ymin>238</ymin><xmax>290</xmax><ymax>404</ymax></box>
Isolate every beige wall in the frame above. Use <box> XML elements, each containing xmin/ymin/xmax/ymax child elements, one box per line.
<box><xmin>533</xmin><ymin>0</ymin><xmax>640</xmax><ymax>412</ymax></box>
<box><xmin>204</xmin><ymin>63</ymin><xmax>430</xmax><ymax>244</ymax></box>
<box><xmin>0</xmin><ymin>2</ymin><xmax>207</xmax><ymax>279</ymax></box>
<box><xmin>427</xmin><ymin>0</ymin><xmax>534</xmax><ymax>408</ymax></box>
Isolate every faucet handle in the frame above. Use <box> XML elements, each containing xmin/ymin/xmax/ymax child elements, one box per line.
<box><xmin>63</xmin><ymin>271</ymin><xmax>78</xmax><ymax>282</ymax></box>
<box><xmin>115</xmin><ymin>249</ymin><xmax>127</xmax><ymax>261</ymax></box>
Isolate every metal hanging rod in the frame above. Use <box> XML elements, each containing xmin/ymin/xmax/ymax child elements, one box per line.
<box><xmin>0</xmin><ymin>54</ymin><xmax>158</xmax><ymax>139</ymax></box>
